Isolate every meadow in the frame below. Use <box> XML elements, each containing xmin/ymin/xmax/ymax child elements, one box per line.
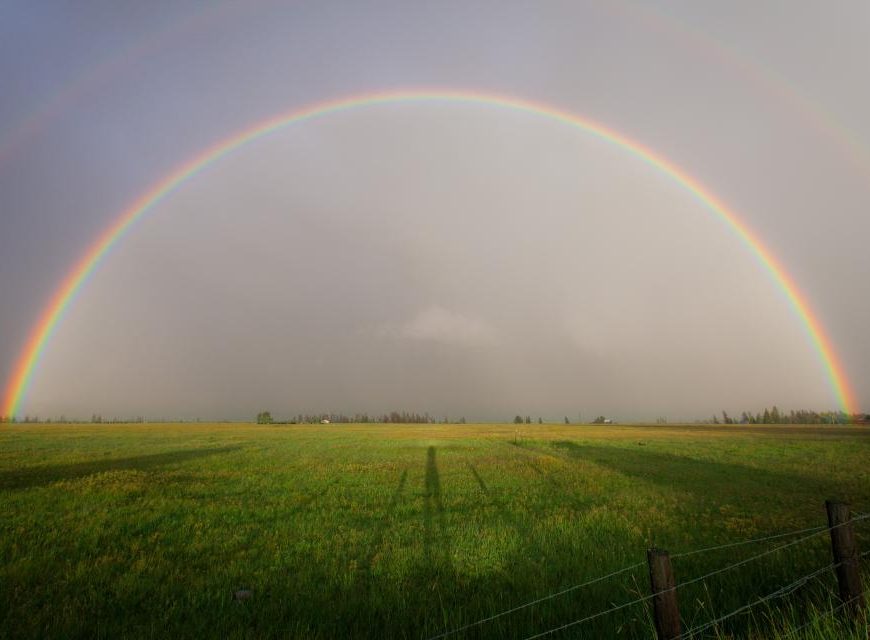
<box><xmin>1</xmin><ymin>422</ymin><xmax>868</xmax><ymax>639</ymax></box>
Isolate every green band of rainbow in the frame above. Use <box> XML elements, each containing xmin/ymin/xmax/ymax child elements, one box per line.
<box><xmin>2</xmin><ymin>89</ymin><xmax>857</xmax><ymax>418</ymax></box>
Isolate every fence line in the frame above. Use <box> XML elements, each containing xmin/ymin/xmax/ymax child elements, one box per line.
<box><xmin>670</xmin><ymin>523</ymin><xmax>843</xmax><ymax>594</ymax></box>
<box><xmin>519</xmin><ymin>590</ymin><xmax>657</xmax><ymax>640</ymax></box>
<box><xmin>670</xmin><ymin>524</ymin><xmax>826</xmax><ymax>559</ymax></box>
<box><xmin>515</xmin><ymin>526</ymin><xmax>850</xmax><ymax>640</ymax></box>
<box><xmin>524</xmin><ymin>547</ymin><xmax>866</xmax><ymax>640</ymax></box>
<box><xmin>681</xmin><ymin>561</ymin><xmax>841</xmax><ymax>638</ymax></box>
<box><xmin>425</xmin><ymin>561</ymin><xmax>645</xmax><ymax>640</ymax></box>
<box><xmin>427</xmin><ymin>512</ymin><xmax>869</xmax><ymax>640</ymax></box>
<box><xmin>676</xmin><ymin>513</ymin><xmax>869</xmax><ymax>589</ymax></box>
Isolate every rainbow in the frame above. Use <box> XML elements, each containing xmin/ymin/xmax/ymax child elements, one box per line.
<box><xmin>608</xmin><ymin>2</ymin><xmax>870</xmax><ymax>187</ymax></box>
<box><xmin>0</xmin><ymin>1</ymin><xmax>246</xmax><ymax>170</ymax></box>
<box><xmin>1</xmin><ymin>89</ymin><xmax>857</xmax><ymax>418</ymax></box>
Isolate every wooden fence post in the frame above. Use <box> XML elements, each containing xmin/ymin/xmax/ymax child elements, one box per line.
<box><xmin>648</xmin><ymin>548</ymin><xmax>681</xmax><ymax>640</ymax></box>
<box><xmin>825</xmin><ymin>500</ymin><xmax>865</xmax><ymax>620</ymax></box>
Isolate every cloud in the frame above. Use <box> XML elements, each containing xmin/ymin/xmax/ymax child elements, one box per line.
<box><xmin>398</xmin><ymin>306</ymin><xmax>498</xmax><ymax>347</ymax></box>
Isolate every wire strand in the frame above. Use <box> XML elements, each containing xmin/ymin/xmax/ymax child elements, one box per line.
<box><xmin>672</xmin><ymin>525</ymin><xmax>831</xmax><ymax>594</ymax></box>
<box><xmin>520</xmin><ymin>590</ymin><xmax>657</xmax><ymax>640</ymax></box>
<box><xmin>425</xmin><ymin>561</ymin><xmax>645</xmax><ymax>639</ymax></box>
<box><xmin>516</xmin><ymin>517</ymin><xmax>870</xmax><ymax>640</ymax></box>
<box><xmin>682</xmin><ymin>562</ymin><xmax>839</xmax><ymax>638</ymax></box>
<box><xmin>674</xmin><ymin>511</ymin><xmax>869</xmax><ymax>562</ymax></box>
<box><xmin>670</xmin><ymin>524</ymin><xmax>826</xmax><ymax>559</ymax></box>
<box><xmin>676</xmin><ymin>546</ymin><xmax>870</xmax><ymax>638</ymax></box>
<box><xmin>428</xmin><ymin>513</ymin><xmax>870</xmax><ymax>640</ymax></box>
<box><xmin>516</xmin><ymin>544</ymin><xmax>819</xmax><ymax>640</ymax></box>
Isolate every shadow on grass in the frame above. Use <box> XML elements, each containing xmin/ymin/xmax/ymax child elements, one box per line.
<box><xmin>424</xmin><ymin>446</ymin><xmax>452</xmax><ymax>572</ymax></box>
<box><xmin>523</xmin><ymin>458</ymin><xmax>602</xmax><ymax>516</ymax></box>
<box><xmin>4</xmin><ymin>445</ymin><xmax>842</xmax><ymax>640</ymax></box>
<box><xmin>0</xmin><ymin>446</ymin><xmax>243</xmax><ymax>491</ymax></box>
<box><xmin>634</xmin><ymin>424</ymin><xmax>870</xmax><ymax>438</ymax></box>
<box><xmin>549</xmin><ymin>440</ymin><xmax>829</xmax><ymax>504</ymax></box>
<box><xmin>468</xmin><ymin>463</ymin><xmax>542</xmax><ymax>553</ymax></box>
<box><xmin>469</xmin><ymin>462</ymin><xmax>527</xmax><ymax>528</ymax></box>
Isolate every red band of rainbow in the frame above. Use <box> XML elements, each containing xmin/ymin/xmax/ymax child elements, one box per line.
<box><xmin>2</xmin><ymin>89</ymin><xmax>857</xmax><ymax>418</ymax></box>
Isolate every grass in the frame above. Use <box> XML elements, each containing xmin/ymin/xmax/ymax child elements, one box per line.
<box><xmin>1</xmin><ymin>422</ymin><xmax>868</xmax><ymax>639</ymax></box>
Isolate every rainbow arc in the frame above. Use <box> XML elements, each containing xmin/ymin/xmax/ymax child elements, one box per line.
<box><xmin>1</xmin><ymin>89</ymin><xmax>856</xmax><ymax>417</ymax></box>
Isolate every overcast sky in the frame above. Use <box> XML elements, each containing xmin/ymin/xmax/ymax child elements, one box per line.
<box><xmin>1</xmin><ymin>1</ymin><xmax>868</xmax><ymax>421</ymax></box>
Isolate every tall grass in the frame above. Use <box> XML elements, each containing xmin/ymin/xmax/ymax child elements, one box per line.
<box><xmin>1</xmin><ymin>422</ymin><xmax>868</xmax><ymax>638</ymax></box>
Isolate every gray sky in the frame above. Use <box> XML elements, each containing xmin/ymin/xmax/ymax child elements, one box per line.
<box><xmin>1</xmin><ymin>1</ymin><xmax>868</xmax><ymax>421</ymax></box>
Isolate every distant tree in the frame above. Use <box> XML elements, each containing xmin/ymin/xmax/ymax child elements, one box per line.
<box><xmin>592</xmin><ymin>416</ymin><xmax>607</xmax><ymax>424</ymax></box>
<box><xmin>458</xmin><ymin>417</ymin><xmax>466</xmax><ymax>424</ymax></box>
<box><xmin>564</xmin><ymin>416</ymin><xmax>570</xmax><ymax>424</ymax></box>
<box><xmin>524</xmin><ymin>416</ymin><xmax>532</xmax><ymax>424</ymax></box>
<box><xmin>537</xmin><ymin>417</ymin><xmax>543</xmax><ymax>424</ymax></box>
<box><xmin>513</xmin><ymin>415</ymin><xmax>523</xmax><ymax>424</ymax></box>
<box><xmin>256</xmin><ymin>411</ymin><xmax>273</xmax><ymax>424</ymax></box>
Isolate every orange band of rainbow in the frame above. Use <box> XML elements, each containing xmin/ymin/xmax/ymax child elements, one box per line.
<box><xmin>2</xmin><ymin>89</ymin><xmax>856</xmax><ymax>417</ymax></box>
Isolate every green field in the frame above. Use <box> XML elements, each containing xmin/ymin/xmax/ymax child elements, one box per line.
<box><xmin>1</xmin><ymin>422</ymin><xmax>868</xmax><ymax>639</ymax></box>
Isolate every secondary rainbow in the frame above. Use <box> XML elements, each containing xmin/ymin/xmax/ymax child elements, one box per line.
<box><xmin>0</xmin><ymin>1</ymin><xmax>245</xmax><ymax>169</ymax></box>
<box><xmin>1</xmin><ymin>89</ymin><xmax>857</xmax><ymax>418</ymax></box>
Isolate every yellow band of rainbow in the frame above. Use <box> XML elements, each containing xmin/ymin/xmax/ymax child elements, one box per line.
<box><xmin>2</xmin><ymin>89</ymin><xmax>857</xmax><ymax>418</ymax></box>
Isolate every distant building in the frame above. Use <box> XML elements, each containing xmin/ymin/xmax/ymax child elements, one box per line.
<box><xmin>321</xmin><ymin>419</ymin><xmax>330</xmax><ymax>424</ymax></box>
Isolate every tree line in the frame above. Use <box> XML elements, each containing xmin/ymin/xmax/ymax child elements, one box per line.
<box><xmin>3</xmin><ymin>408</ymin><xmax>866</xmax><ymax>425</ymax></box>
<box><xmin>0</xmin><ymin>414</ymin><xmax>146</xmax><ymax>424</ymax></box>
<box><xmin>711</xmin><ymin>407</ymin><xmax>865</xmax><ymax>425</ymax></box>
<box><xmin>257</xmin><ymin>411</ymin><xmax>466</xmax><ymax>425</ymax></box>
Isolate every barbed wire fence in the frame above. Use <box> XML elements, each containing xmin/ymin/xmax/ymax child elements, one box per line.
<box><xmin>426</xmin><ymin>509</ymin><xmax>869</xmax><ymax>640</ymax></box>
<box><xmin>680</xmin><ymin>559</ymin><xmax>853</xmax><ymax>639</ymax></box>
